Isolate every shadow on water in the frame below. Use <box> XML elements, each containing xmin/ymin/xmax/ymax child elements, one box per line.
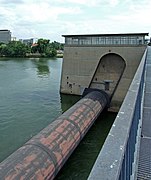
<box><xmin>55</xmin><ymin>111</ymin><xmax>117</xmax><ymax>180</ymax></box>
<box><xmin>60</xmin><ymin>94</ymin><xmax>81</xmax><ymax>113</ymax></box>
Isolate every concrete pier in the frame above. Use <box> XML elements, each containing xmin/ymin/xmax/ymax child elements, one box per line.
<box><xmin>61</xmin><ymin>33</ymin><xmax>148</xmax><ymax>111</ymax></box>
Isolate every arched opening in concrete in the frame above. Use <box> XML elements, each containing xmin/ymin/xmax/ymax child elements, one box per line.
<box><xmin>89</xmin><ymin>53</ymin><xmax>126</xmax><ymax>98</ymax></box>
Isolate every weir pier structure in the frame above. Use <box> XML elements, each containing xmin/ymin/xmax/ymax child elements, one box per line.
<box><xmin>0</xmin><ymin>33</ymin><xmax>150</xmax><ymax>179</ymax></box>
<box><xmin>61</xmin><ymin>33</ymin><xmax>148</xmax><ymax>111</ymax></box>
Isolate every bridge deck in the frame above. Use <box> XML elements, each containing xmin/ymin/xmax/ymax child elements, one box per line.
<box><xmin>137</xmin><ymin>47</ymin><xmax>151</xmax><ymax>179</ymax></box>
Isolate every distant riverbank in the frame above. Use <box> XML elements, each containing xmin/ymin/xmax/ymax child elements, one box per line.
<box><xmin>0</xmin><ymin>40</ymin><xmax>64</xmax><ymax>58</ymax></box>
<box><xmin>0</xmin><ymin>52</ymin><xmax>63</xmax><ymax>58</ymax></box>
<box><xmin>26</xmin><ymin>52</ymin><xmax>63</xmax><ymax>58</ymax></box>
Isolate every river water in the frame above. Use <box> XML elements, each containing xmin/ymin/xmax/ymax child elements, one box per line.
<box><xmin>0</xmin><ymin>57</ymin><xmax>116</xmax><ymax>179</ymax></box>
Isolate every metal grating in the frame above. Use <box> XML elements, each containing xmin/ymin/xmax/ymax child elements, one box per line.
<box><xmin>137</xmin><ymin>47</ymin><xmax>151</xmax><ymax>179</ymax></box>
<box><xmin>137</xmin><ymin>138</ymin><xmax>151</xmax><ymax>180</ymax></box>
<box><xmin>145</xmin><ymin>82</ymin><xmax>151</xmax><ymax>93</ymax></box>
<box><xmin>142</xmin><ymin>108</ymin><xmax>151</xmax><ymax>137</ymax></box>
<box><xmin>143</xmin><ymin>92</ymin><xmax>151</xmax><ymax>107</ymax></box>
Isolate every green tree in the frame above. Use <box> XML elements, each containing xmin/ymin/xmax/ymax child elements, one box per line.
<box><xmin>31</xmin><ymin>44</ymin><xmax>39</xmax><ymax>53</ymax></box>
<box><xmin>50</xmin><ymin>48</ymin><xmax>57</xmax><ymax>57</ymax></box>
<box><xmin>0</xmin><ymin>39</ymin><xmax>63</xmax><ymax>58</ymax></box>
<box><xmin>0</xmin><ymin>43</ymin><xmax>7</xmax><ymax>56</ymax></box>
<box><xmin>32</xmin><ymin>38</ymin><xmax>57</xmax><ymax>57</ymax></box>
<box><xmin>0</xmin><ymin>41</ymin><xmax>30</xmax><ymax>57</ymax></box>
<box><xmin>37</xmin><ymin>39</ymin><xmax>50</xmax><ymax>54</ymax></box>
<box><xmin>45</xmin><ymin>47</ymin><xmax>57</xmax><ymax>57</ymax></box>
<box><xmin>50</xmin><ymin>41</ymin><xmax>64</xmax><ymax>50</ymax></box>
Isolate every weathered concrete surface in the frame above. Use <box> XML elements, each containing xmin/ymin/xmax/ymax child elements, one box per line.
<box><xmin>60</xmin><ymin>45</ymin><xmax>147</xmax><ymax>111</ymax></box>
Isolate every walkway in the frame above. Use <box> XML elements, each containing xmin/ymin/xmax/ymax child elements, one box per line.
<box><xmin>137</xmin><ymin>46</ymin><xmax>151</xmax><ymax>179</ymax></box>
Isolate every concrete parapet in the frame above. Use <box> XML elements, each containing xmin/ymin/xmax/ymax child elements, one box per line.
<box><xmin>88</xmin><ymin>49</ymin><xmax>147</xmax><ymax>180</ymax></box>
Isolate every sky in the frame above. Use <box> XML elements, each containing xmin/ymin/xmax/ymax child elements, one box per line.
<box><xmin>0</xmin><ymin>0</ymin><xmax>150</xmax><ymax>42</ymax></box>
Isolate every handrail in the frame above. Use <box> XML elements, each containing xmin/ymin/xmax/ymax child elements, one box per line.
<box><xmin>88</xmin><ymin>48</ymin><xmax>148</xmax><ymax>180</ymax></box>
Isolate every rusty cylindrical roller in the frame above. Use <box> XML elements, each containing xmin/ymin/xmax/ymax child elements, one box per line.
<box><xmin>0</xmin><ymin>90</ymin><xmax>109</xmax><ymax>180</ymax></box>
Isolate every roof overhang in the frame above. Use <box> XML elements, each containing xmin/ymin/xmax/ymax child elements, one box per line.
<box><xmin>62</xmin><ymin>33</ymin><xmax>149</xmax><ymax>37</ymax></box>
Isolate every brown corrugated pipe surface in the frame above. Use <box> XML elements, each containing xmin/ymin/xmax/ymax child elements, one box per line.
<box><xmin>0</xmin><ymin>90</ymin><xmax>109</xmax><ymax>180</ymax></box>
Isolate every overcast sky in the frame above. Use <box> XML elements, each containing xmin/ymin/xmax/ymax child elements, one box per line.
<box><xmin>0</xmin><ymin>0</ymin><xmax>150</xmax><ymax>42</ymax></box>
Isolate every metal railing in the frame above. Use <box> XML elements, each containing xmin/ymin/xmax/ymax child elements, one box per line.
<box><xmin>88</xmin><ymin>49</ymin><xmax>148</xmax><ymax>180</ymax></box>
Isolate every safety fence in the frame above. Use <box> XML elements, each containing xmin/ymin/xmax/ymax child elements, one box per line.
<box><xmin>88</xmin><ymin>49</ymin><xmax>148</xmax><ymax>180</ymax></box>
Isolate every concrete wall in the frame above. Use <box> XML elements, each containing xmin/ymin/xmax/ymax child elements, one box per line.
<box><xmin>60</xmin><ymin>45</ymin><xmax>147</xmax><ymax>111</ymax></box>
<box><xmin>89</xmin><ymin>53</ymin><xmax>126</xmax><ymax>98</ymax></box>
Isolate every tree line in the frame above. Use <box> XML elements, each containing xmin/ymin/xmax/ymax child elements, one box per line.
<box><xmin>0</xmin><ymin>39</ymin><xmax>64</xmax><ymax>57</ymax></box>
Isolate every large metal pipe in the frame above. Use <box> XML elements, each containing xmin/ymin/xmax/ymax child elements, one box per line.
<box><xmin>0</xmin><ymin>90</ymin><xmax>109</xmax><ymax>180</ymax></box>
